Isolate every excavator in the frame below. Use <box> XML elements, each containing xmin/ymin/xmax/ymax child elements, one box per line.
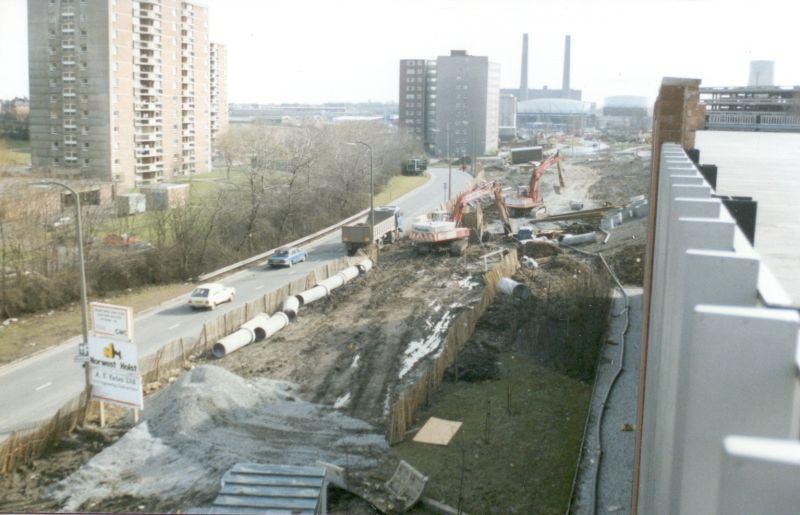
<box><xmin>409</xmin><ymin>181</ymin><xmax>512</xmax><ymax>256</ymax></box>
<box><xmin>505</xmin><ymin>150</ymin><xmax>565</xmax><ymax>217</ymax></box>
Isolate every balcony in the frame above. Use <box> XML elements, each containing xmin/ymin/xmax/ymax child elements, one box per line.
<box><xmin>61</xmin><ymin>26</ymin><xmax>75</xmax><ymax>34</ymax></box>
<box><xmin>62</xmin><ymin>43</ymin><xmax>75</xmax><ymax>51</ymax></box>
<box><xmin>135</xmin><ymin>132</ymin><xmax>161</xmax><ymax>142</ymax></box>
<box><xmin>63</xmin><ymin>108</ymin><xmax>77</xmax><ymax>115</ymax></box>
<box><xmin>63</xmin><ymin>91</ymin><xmax>76</xmax><ymax>98</ymax></box>
<box><xmin>62</xmin><ymin>59</ymin><xmax>76</xmax><ymax>66</ymax></box>
<box><xmin>63</xmin><ymin>76</ymin><xmax>76</xmax><ymax>83</ymax></box>
<box><xmin>135</xmin><ymin>147</ymin><xmax>163</xmax><ymax>158</ymax></box>
<box><xmin>64</xmin><ymin>122</ymin><xmax>77</xmax><ymax>130</ymax></box>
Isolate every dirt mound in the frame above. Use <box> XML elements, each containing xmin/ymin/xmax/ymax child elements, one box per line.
<box><xmin>48</xmin><ymin>365</ymin><xmax>388</xmax><ymax>511</ymax></box>
<box><xmin>519</xmin><ymin>239</ymin><xmax>563</xmax><ymax>259</ymax></box>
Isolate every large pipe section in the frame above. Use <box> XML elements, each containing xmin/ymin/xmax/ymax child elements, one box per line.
<box><xmin>215</xmin><ymin>261</ymin><xmax>376</xmax><ymax>357</ymax></box>
<box><xmin>499</xmin><ymin>277</ymin><xmax>531</xmax><ymax>300</ymax></box>
<box><xmin>560</xmin><ymin>232</ymin><xmax>597</xmax><ymax>246</ymax></box>
<box><xmin>357</xmin><ymin>259</ymin><xmax>373</xmax><ymax>274</ymax></box>
<box><xmin>282</xmin><ymin>296</ymin><xmax>300</xmax><ymax>320</ymax></box>
<box><xmin>212</xmin><ymin>312</ymin><xmax>289</xmax><ymax>358</ymax></box>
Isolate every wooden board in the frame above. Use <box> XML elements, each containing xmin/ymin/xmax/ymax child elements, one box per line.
<box><xmin>412</xmin><ymin>417</ymin><xmax>463</xmax><ymax>446</ymax></box>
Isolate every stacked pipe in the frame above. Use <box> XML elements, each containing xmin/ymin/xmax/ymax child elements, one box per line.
<box><xmin>212</xmin><ymin>258</ymin><xmax>374</xmax><ymax>358</ymax></box>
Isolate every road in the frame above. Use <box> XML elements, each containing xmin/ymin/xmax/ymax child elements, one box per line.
<box><xmin>0</xmin><ymin>167</ymin><xmax>472</xmax><ymax>436</ymax></box>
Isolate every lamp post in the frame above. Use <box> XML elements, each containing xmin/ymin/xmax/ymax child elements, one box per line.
<box><xmin>35</xmin><ymin>181</ymin><xmax>89</xmax><ymax>354</ymax></box>
<box><xmin>432</xmin><ymin>126</ymin><xmax>452</xmax><ymax>200</ymax></box>
<box><xmin>346</xmin><ymin>141</ymin><xmax>374</xmax><ymax>242</ymax></box>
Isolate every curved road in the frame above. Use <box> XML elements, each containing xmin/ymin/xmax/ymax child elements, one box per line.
<box><xmin>0</xmin><ymin>166</ymin><xmax>472</xmax><ymax>436</ymax></box>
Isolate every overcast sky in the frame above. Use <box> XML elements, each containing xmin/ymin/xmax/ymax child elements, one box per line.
<box><xmin>1</xmin><ymin>0</ymin><xmax>798</xmax><ymax>105</ymax></box>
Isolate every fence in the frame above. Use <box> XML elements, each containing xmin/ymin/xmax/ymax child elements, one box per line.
<box><xmin>386</xmin><ymin>250</ymin><xmax>519</xmax><ymax>444</ymax></box>
<box><xmin>0</xmin><ymin>255</ymin><xmax>356</xmax><ymax>475</ymax></box>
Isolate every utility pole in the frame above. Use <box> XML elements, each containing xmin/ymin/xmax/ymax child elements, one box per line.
<box><xmin>34</xmin><ymin>181</ymin><xmax>91</xmax><ymax>388</ymax></box>
<box><xmin>447</xmin><ymin>124</ymin><xmax>452</xmax><ymax>200</ymax></box>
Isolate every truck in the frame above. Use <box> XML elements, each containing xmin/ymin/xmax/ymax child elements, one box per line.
<box><xmin>341</xmin><ymin>206</ymin><xmax>404</xmax><ymax>256</ymax></box>
<box><xmin>403</xmin><ymin>158</ymin><xmax>428</xmax><ymax>175</ymax></box>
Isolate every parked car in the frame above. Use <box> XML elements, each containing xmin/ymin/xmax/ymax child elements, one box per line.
<box><xmin>267</xmin><ymin>247</ymin><xmax>308</xmax><ymax>268</ymax></box>
<box><xmin>188</xmin><ymin>283</ymin><xmax>235</xmax><ymax>310</ymax></box>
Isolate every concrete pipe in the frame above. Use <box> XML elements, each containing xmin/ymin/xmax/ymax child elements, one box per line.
<box><xmin>338</xmin><ymin>266</ymin><xmax>360</xmax><ymax>283</ymax></box>
<box><xmin>240</xmin><ymin>313</ymin><xmax>273</xmax><ymax>341</ymax></box>
<box><xmin>498</xmin><ymin>277</ymin><xmax>531</xmax><ymax>300</ymax></box>
<box><xmin>261</xmin><ymin>312</ymin><xmax>290</xmax><ymax>339</ymax></box>
<box><xmin>357</xmin><ymin>259</ymin><xmax>373</xmax><ymax>274</ymax></box>
<box><xmin>317</xmin><ymin>274</ymin><xmax>345</xmax><ymax>293</ymax></box>
<box><xmin>296</xmin><ymin>284</ymin><xmax>329</xmax><ymax>306</ymax></box>
<box><xmin>281</xmin><ymin>296</ymin><xmax>300</xmax><ymax>320</ymax></box>
<box><xmin>212</xmin><ymin>327</ymin><xmax>256</xmax><ymax>358</ymax></box>
<box><xmin>560</xmin><ymin>232</ymin><xmax>598</xmax><ymax>246</ymax></box>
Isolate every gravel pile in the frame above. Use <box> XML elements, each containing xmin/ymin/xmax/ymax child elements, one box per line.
<box><xmin>49</xmin><ymin>365</ymin><xmax>388</xmax><ymax>511</ymax></box>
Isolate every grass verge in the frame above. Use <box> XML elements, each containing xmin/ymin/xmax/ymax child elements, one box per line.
<box><xmin>0</xmin><ymin>138</ymin><xmax>31</xmax><ymax>165</ymax></box>
<box><xmin>0</xmin><ymin>283</ymin><xmax>191</xmax><ymax>367</ymax></box>
<box><xmin>374</xmin><ymin>173</ymin><xmax>428</xmax><ymax>206</ymax></box>
<box><xmin>394</xmin><ymin>353</ymin><xmax>591</xmax><ymax>514</ymax></box>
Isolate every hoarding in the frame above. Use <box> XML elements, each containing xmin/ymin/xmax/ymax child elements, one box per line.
<box><xmin>88</xmin><ymin>335</ymin><xmax>143</xmax><ymax>409</ymax></box>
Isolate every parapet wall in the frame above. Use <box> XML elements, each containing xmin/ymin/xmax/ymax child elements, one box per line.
<box><xmin>635</xmin><ymin>143</ymin><xmax>800</xmax><ymax>513</ymax></box>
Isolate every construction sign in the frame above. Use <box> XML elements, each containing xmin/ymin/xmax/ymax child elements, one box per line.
<box><xmin>90</xmin><ymin>302</ymin><xmax>134</xmax><ymax>340</ymax></box>
<box><xmin>88</xmin><ymin>335</ymin><xmax>143</xmax><ymax>409</ymax></box>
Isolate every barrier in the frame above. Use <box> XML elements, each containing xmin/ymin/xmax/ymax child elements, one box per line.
<box><xmin>386</xmin><ymin>250</ymin><xmax>519</xmax><ymax>444</ymax></box>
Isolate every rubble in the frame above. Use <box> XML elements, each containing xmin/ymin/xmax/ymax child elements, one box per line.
<box><xmin>48</xmin><ymin>365</ymin><xmax>388</xmax><ymax>511</ymax></box>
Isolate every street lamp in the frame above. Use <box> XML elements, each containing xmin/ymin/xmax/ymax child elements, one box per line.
<box><xmin>34</xmin><ymin>181</ymin><xmax>89</xmax><ymax>353</ymax></box>
<box><xmin>431</xmin><ymin>127</ymin><xmax>452</xmax><ymax>200</ymax></box>
<box><xmin>346</xmin><ymin>141</ymin><xmax>374</xmax><ymax>243</ymax></box>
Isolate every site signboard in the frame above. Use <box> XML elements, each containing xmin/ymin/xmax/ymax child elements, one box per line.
<box><xmin>88</xmin><ymin>335</ymin><xmax>143</xmax><ymax>409</ymax></box>
<box><xmin>90</xmin><ymin>302</ymin><xmax>134</xmax><ymax>341</ymax></box>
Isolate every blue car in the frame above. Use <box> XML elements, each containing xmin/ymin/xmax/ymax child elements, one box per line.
<box><xmin>267</xmin><ymin>247</ymin><xmax>308</xmax><ymax>268</ymax></box>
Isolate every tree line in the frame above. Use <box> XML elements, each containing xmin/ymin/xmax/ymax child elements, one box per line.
<box><xmin>0</xmin><ymin>122</ymin><xmax>419</xmax><ymax>318</ymax></box>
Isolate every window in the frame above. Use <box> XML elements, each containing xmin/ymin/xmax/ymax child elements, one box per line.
<box><xmin>50</xmin><ymin>94</ymin><xmax>57</xmax><ymax>103</ymax></box>
<box><xmin>53</xmin><ymin>158</ymin><xmax>60</xmax><ymax>164</ymax></box>
<box><xmin>84</xmin><ymin>158</ymin><xmax>90</xmax><ymax>165</ymax></box>
<box><xmin>82</xmin><ymin>109</ymin><xmax>88</xmax><ymax>117</ymax></box>
<box><xmin>81</xmin><ymin>126</ymin><xmax>88</xmax><ymax>135</ymax></box>
<box><xmin>50</xmin><ymin>111</ymin><xmax>58</xmax><ymax>120</ymax></box>
<box><xmin>52</xmin><ymin>142</ymin><xmax>59</xmax><ymax>150</ymax></box>
<box><xmin>83</xmin><ymin>142</ymin><xmax>89</xmax><ymax>150</ymax></box>
<box><xmin>80</xmin><ymin>44</ymin><xmax>87</xmax><ymax>52</ymax></box>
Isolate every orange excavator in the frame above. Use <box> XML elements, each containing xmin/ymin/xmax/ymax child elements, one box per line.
<box><xmin>506</xmin><ymin>150</ymin><xmax>565</xmax><ymax>217</ymax></box>
<box><xmin>409</xmin><ymin>181</ymin><xmax>511</xmax><ymax>256</ymax></box>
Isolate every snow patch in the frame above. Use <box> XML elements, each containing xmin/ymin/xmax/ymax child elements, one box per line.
<box><xmin>399</xmin><ymin>308</ymin><xmax>458</xmax><ymax>379</ymax></box>
<box><xmin>334</xmin><ymin>392</ymin><xmax>352</xmax><ymax>409</ymax></box>
<box><xmin>350</xmin><ymin>355</ymin><xmax>360</xmax><ymax>370</ymax></box>
<box><xmin>458</xmin><ymin>276</ymin><xmax>480</xmax><ymax>290</ymax></box>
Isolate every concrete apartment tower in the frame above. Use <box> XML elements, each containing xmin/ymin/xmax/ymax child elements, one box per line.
<box><xmin>28</xmin><ymin>0</ymin><xmax>225</xmax><ymax>188</ymax></box>
<box><xmin>210</xmin><ymin>42</ymin><xmax>228</xmax><ymax>142</ymax></box>
<box><xmin>433</xmin><ymin>50</ymin><xmax>500</xmax><ymax>157</ymax></box>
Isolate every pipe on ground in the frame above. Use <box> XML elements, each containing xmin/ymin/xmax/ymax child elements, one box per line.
<box><xmin>356</xmin><ymin>259</ymin><xmax>373</xmax><ymax>274</ymax></box>
<box><xmin>296</xmin><ymin>284</ymin><xmax>329</xmax><ymax>307</ymax></box>
<box><xmin>212</xmin><ymin>327</ymin><xmax>256</xmax><ymax>358</ymax></box>
<box><xmin>498</xmin><ymin>277</ymin><xmax>531</xmax><ymax>300</ymax></box>
<box><xmin>240</xmin><ymin>313</ymin><xmax>273</xmax><ymax>340</ymax></box>
<box><xmin>211</xmin><ymin>312</ymin><xmax>290</xmax><ymax>358</ymax></box>
<box><xmin>560</xmin><ymin>232</ymin><xmax>597</xmax><ymax>246</ymax></box>
<box><xmin>317</xmin><ymin>274</ymin><xmax>345</xmax><ymax>292</ymax></box>
<box><xmin>281</xmin><ymin>296</ymin><xmax>300</xmax><ymax>319</ymax></box>
<box><xmin>338</xmin><ymin>266</ymin><xmax>360</xmax><ymax>283</ymax></box>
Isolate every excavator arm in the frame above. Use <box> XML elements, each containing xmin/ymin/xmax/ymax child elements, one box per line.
<box><xmin>493</xmin><ymin>184</ymin><xmax>513</xmax><ymax>236</ymax></box>
<box><xmin>528</xmin><ymin>151</ymin><xmax>564</xmax><ymax>203</ymax></box>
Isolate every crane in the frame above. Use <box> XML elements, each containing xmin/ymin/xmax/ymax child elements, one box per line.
<box><xmin>506</xmin><ymin>150</ymin><xmax>565</xmax><ymax>217</ymax></box>
<box><xmin>409</xmin><ymin>181</ymin><xmax>510</xmax><ymax>256</ymax></box>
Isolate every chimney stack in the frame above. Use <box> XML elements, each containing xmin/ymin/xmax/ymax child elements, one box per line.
<box><xmin>519</xmin><ymin>33</ymin><xmax>529</xmax><ymax>101</ymax></box>
<box><xmin>562</xmin><ymin>35</ymin><xmax>571</xmax><ymax>94</ymax></box>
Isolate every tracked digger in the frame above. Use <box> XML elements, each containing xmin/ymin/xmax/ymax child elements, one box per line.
<box><xmin>409</xmin><ymin>181</ymin><xmax>512</xmax><ymax>256</ymax></box>
<box><xmin>506</xmin><ymin>150</ymin><xmax>565</xmax><ymax>217</ymax></box>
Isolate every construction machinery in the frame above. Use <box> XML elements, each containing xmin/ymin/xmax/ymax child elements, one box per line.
<box><xmin>506</xmin><ymin>151</ymin><xmax>565</xmax><ymax>217</ymax></box>
<box><xmin>341</xmin><ymin>206</ymin><xmax>403</xmax><ymax>256</ymax></box>
<box><xmin>409</xmin><ymin>182</ymin><xmax>511</xmax><ymax>256</ymax></box>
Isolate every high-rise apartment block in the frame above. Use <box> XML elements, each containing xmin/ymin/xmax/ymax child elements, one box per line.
<box><xmin>398</xmin><ymin>50</ymin><xmax>500</xmax><ymax>157</ymax></box>
<box><xmin>28</xmin><ymin>0</ymin><xmax>227</xmax><ymax>188</ymax></box>
<box><xmin>210</xmin><ymin>42</ymin><xmax>228</xmax><ymax>143</ymax></box>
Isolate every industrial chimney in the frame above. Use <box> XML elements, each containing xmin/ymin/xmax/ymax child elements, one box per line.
<box><xmin>519</xmin><ymin>33</ymin><xmax>529</xmax><ymax>101</ymax></box>
<box><xmin>748</xmin><ymin>60</ymin><xmax>774</xmax><ymax>87</ymax></box>
<box><xmin>562</xmin><ymin>35</ymin><xmax>571</xmax><ymax>95</ymax></box>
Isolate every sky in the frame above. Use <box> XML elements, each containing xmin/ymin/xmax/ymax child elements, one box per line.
<box><xmin>2</xmin><ymin>0</ymin><xmax>799</xmax><ymax>106</ymax></box>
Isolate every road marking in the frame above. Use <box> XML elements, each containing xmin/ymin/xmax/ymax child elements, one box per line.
<box><xmin>255</xmin><ymin>285</ymin><xmax>264</xmax><ymax>290</ymax></box>
<box><xmin>168</xmin><ymin>323</ymin><xmax>181</xmax><ymax>330</ymax></box>
<box><xmin>35</xmin><ymin>382</ymin><xmax>52</xmax><ymax>391</ymax></box>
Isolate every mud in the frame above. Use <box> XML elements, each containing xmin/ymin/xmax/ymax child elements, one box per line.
<box><xmin>211</xmin><ymin>243</ymin><xmax>486</xmax><ymax>426</ymax></box>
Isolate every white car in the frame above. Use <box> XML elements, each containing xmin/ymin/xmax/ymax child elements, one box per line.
<box><xmin>188</xmin><ymin>283</ymin><xmax>235</xmax><ymax>310</ymax></box>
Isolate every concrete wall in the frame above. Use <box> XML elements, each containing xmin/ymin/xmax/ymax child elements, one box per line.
<box><xmin>636</xmin><ymin>143</ymin><xmax>800</xmax><ymax>514</ymax></box>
